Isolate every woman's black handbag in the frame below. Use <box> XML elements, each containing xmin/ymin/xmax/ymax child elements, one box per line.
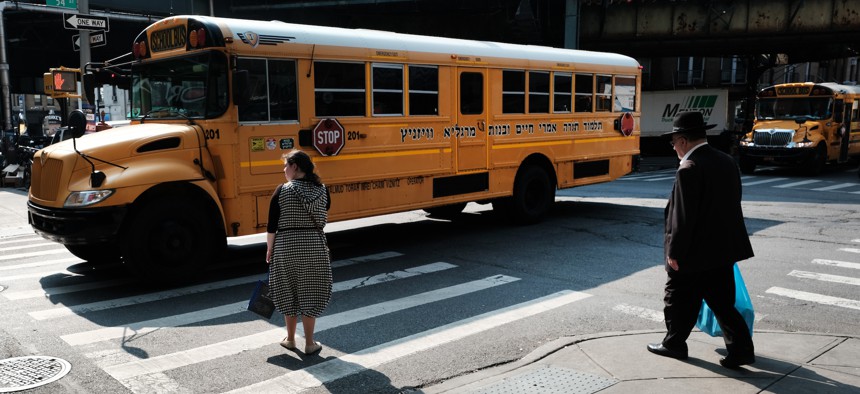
<box><xmin>247</xmin><ymin>275</ymin><xmax>275</xmax><ymax>319</ymax></box>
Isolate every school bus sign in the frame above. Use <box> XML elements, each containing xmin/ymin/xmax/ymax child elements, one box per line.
<box><xmin>312</xmin><ymin>118</ymin><xmax>345</xmax><ymax>156</ymax></box>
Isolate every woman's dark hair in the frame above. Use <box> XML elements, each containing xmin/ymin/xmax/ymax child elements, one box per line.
<box><xmin>284</xmin><ymin>150</ymin><xmax>322</xmax><ymax>185</ymax></box>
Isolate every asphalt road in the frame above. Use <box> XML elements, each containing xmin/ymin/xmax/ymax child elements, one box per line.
<box><xmin>0</xmin><ymin>160</ymin><xmax>858</xmax><ymax>393</ymax></box>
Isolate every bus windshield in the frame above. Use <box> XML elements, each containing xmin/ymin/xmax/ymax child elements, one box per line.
<box><xmin>756</xmin><ymin>97</ymin><xmax>832</xmax><ymax>121</ymax></box>
<box><xmin>131</xmin><ymin>51</ymin><xmax>229</xmax><ymax>120</ymax></box>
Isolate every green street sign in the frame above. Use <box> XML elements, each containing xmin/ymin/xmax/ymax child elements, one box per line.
<box><xmin>46</xmin><ymin>0</ymin><xmax>77</xmax><ymax>9</ymax></box>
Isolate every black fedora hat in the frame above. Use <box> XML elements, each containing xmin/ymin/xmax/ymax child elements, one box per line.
<box><xmin>661</xmin><ymin>111</ymin><xmax>716</xmax><ymax>137</ymax></box>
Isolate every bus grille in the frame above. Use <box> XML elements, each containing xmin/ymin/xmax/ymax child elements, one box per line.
<box><xmin>753</xmin><ymin>130</ymin><xmax>793</xmax><ymax>147</ymax></box>
<box><xmin>31</xmin><ymin>158</ymin><xmax>63</xmax><ymax>202</ymax></box>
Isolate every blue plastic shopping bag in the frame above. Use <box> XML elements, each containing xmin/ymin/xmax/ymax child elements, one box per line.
<box><xmin>696</xmin><ymin>264</ymin><xmax>754</xmax><ymax>337</ymax></box>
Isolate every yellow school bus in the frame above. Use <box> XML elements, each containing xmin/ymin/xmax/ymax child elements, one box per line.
<box><xmin>28</xmin><ymin>16</ymin><xmax>640</xmax><ymax>279</ymax></box>
<box><xmin>739</xmin><ymin>82</ymin><xmax>860</xmax><ymax>175</ymax></box>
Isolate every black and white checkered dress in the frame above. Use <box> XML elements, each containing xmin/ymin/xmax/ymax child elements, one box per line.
<box><xmin>268</xmin><ymin>179</ymin><xmax>331</xmax><ymax>318</ymax></box>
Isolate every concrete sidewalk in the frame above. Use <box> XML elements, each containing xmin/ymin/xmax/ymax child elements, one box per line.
<box><xmin>423</xmin><ymin>330</ymin><xmax>860</xmax><ymax>393</ymax></box>
<box><xmin>0</xmin><ymin>189</ymin><xmax>33</xmax><ymax>239</ymax></box>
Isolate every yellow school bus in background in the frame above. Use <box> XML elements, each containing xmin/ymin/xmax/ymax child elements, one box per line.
<box><xmin>738</xmin><ymin>82</ymin><xmax>860</xmax><ymax>175</ymax></box>
<box><xmin>28</xmin><ymin>16</ymin><xmax>640</xmax><ymax>279</ymax></box>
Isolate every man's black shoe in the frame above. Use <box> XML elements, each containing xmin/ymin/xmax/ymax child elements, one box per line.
<box><xmin>719</xmin><ymin>354</ymin><xmax>755</xmax><ymax>369</ymax></box>
<box><xmin>646</xmin><ymin>343</ymin><xmax>688</xmax><ymax>360</ymax></box>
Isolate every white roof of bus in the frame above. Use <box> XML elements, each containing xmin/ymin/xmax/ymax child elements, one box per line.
<box><xmin>819</xmin><ymin>82</ymin><xmax>860</xmax><ymax>95</ymax></box>
<box><xmin>188</xmin><ymin>16</ymin><xmax>640</xmax><ymax>69</ymax></box>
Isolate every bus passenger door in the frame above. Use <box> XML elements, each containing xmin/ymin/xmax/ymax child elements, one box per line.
<box><xmin>455</xmin><ymin>69</ymin><xmax>488</xmax><ymax>172</ymax></box>
<box><xmin>839</xmin><ymin>100</ymin><xmax>856</xmax><ymax>162</ymax></box>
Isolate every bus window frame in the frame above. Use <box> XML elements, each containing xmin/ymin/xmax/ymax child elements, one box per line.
<box><xmin>574</xmin><ymin>73</ymin><xmax>594</xmax><ymax>113</ymax></box>
<box><xmin>502</xmin><ymin>69</ymin><xmax>526</xmax><ymax>114</ymax></box>
<box><xmin>528</xmin><ymin>71</ymin><xmax>550</xmax><ymax>114</ymax></box>
<box><xmin>407</xmin><ymin>64</ymin><xmax>439</xmax><ymax>116</ymax></box>
<box><xmin>372</xmin><ymin>63</ymin><xmax>405</xmax><ymax>117</ymax></box>
<box><xmin>595</xmin><ymin>74</ymin><xmax>613</xmax><ymax>112</ymax></box>
<box><xmin>553</xmin><ymin>72</ymin><xmax>572</xmax><ymax>113</ymax></box>
<box><xmin>314</xmin><ymin>61</ymin><xmax>367</xmax><ymax>118</ymax></box>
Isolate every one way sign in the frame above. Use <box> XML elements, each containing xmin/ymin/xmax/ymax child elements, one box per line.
<box><xmin>63</xmin><ymin>13</ymin><xmax>109</xmax><ymax>32</ymax></box>
<box><xmin>73</xmin><ymin>32</ymin><xmax>107</xmax><ymax>51</ymax></box>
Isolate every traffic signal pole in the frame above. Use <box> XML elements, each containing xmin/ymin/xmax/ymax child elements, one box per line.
<box><xmin>0</xmin><ymin>6</ymin><xmax>11</xmax><ymax>131</ymax></box>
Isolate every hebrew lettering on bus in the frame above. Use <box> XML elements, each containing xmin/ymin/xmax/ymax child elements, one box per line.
<box><xmin>487</xmin><ymin>124</ymin><xmax>511</xmax><ymax>136</ymax></box>
<box><xmin>400</xmin><ymin>127</ymin><xmax>435</xmax><ymax>142</ymax></box>
<box><xmin>443</xmin><ymin>125</ymin><xmax>477</xmax><ymax>139</ymax></box>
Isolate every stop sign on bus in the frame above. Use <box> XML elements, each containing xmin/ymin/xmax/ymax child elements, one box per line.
<box><xmin>312</xmin><ymin>118</ymin><xmax>345</xmax><ymax>156</ymax></box>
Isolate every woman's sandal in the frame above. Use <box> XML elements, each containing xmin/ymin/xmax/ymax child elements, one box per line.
<box><xmin>280</xmin><ymin>338</ymin><xmax>297</xmax><ymax>350</ymax></box>
<box><xmin>305</xmin><ymin>341</ymin><xmax>322</xmax><ymax>355</ymax></box>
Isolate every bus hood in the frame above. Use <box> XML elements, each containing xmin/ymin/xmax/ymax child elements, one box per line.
<box><xmin>40</xmin><ymin>123</ymin><xmax>200</xmax><ymax>170</ymax></box>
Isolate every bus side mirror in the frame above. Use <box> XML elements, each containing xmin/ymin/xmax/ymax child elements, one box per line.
<box><xmin>82</xmin><ymin>73</ymin><xmax>96</xmax><ymax>104</ymax></box>
<box><xmin>232</xmin><ymin>70</ymin><xmax>250</xmax><ymax>107</ymax></box>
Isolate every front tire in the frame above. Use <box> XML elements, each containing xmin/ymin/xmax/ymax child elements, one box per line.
<box><xmin>738</xmin><ymin>155</ymin><xmax>756</xmax><ymax>175</ymax></box>
<box><xmin>121</xmin><ymin>198</ymin><xmax>220</xmax><ymax>282</ymax></box>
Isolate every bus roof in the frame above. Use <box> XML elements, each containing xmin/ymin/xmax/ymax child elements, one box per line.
<box><xmin>170</xmin><ymin>15</ymin><xmax>640</xmax><ymax>70</ymax></box>
<box><xmin>818</xmin><ymin>82</ymin><xmax>860</xmax><ymax>95</ymax></box>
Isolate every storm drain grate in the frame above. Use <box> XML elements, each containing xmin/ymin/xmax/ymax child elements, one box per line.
<box><xmin>0</xmin><ymin>356</ymin><xmax>71</xmax><ymax>393</ymax></box>
<box><xmin>474</xmin><ymin>365</ymin><xmax>617</xmax><ymax>394</ymax></box>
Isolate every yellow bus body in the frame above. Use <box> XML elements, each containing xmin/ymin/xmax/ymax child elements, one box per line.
<box><xmin>28</xmin><ymin>16</ymin><xmax>640</xmax><ymax>278</ymax></box>
<box><xmin>739</xmin><ymin>82</ymin><xmax>860</xmax><ymax>175</ymax></box>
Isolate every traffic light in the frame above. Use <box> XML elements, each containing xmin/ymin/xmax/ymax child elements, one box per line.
<box><xmin>91</xmin><ymin>70</ymin><xmax>131</xmax><ymax>90</ymax></box>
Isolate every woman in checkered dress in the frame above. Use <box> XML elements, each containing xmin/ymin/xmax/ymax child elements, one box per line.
<box><xmin>266</xmin><ymin>150</ymin><xmax>331</xmax><ymax>356</ymax></box>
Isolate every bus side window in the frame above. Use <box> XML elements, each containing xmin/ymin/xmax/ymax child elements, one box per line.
<box><xmin>596</xmin><ymin>75</ymin><xmax>612</xmax><ymax>112</ymax></box>
<box><xmin>408</xmin><ymin>65</ymin><xmax>438</xmax><ymax>115</ymax></box>
<box><xmin>314</xmin><ymin>61</ymin><xmax>366</xmax><ymax>117</ymax></box>
<box><xmin>574</xmin><ymin>73</ymin><xmax>593</xmax><ymax>113</ymax></box>
<box><xmin>834</xmin><ymin>99</ymin><xmax>844</xmax><ymax>122</ymax></box>
<box><xmin>502</xmin><ymin>70</ymin><xmax>525</xmax><ymax>114</ymax></box>
<box><xmin>529</xmin><ymin>71</ymin><xmax>550</xmax><ymax>114</ymax></box>
<box><xmin>614</xmin><ymin>76</ymin><xmax>636</xmax><ymax>112</ymax></box>
<box><xmin>237</xmin><ymin>58</ymin><xmax>269</xmax><ymax>122</ymax></box>
<box><xmin>460</xmin><ymin>72</ymin><xmax>483</xmax><ymax>115</ymax></box>
<box><xmin>269</xmin><ymin>60</ymin><xmax>299</xmax><ymax>122</ymax></box>
<box><xmin>553</xmin><ymin>72</ymin><xmax>572</xmax><ymax>113</ymax></box>
<box><xmin>372</xmin><ymin>63</ymin><xmax>404</xmax><ymax>116</ymax></box>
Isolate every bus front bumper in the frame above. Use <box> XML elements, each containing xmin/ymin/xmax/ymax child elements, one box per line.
<box><xmin>738</xmin><ymin>146</ymin><xmax>815</xmax><ymax>163</ymax></box>
<box><xmin>28</xmin><ymin>201</ymin><xmax>128</xmax><ymax>245</ymax></box>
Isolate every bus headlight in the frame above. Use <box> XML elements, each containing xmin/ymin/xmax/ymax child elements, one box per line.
<box><xmin>795</xmin><ymin>141</ymin><xmax>815</xmax><ymax>148</ymax></box>
<box><xmin>64</xmin><ymin>190</ymin><xmax>114</xmax><ymax>207</ymax></box>
<box><xmin>739</xmin><ymin>140</ymin><xmax>752</xmax><ymax>147</ymax></box>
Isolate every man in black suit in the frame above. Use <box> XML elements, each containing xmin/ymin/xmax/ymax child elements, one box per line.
<box><xmin>647</xmin><ymin>111</ymin><xmax>756</xmax><ymax>368</ymax></box>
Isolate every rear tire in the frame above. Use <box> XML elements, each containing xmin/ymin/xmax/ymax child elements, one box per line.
<box><xmin>65</xmin><ymin>243</ymin><xmax>122</xmax><ymax>265</ymax></box>
<box><xmin>497</xmin><ymin>165</ymin><xmax>555</xmax><ymax>225</ymax></box>
<box><xmin>121</xmin><ymin>198</ymin><xmax>221</xmax><ymax>282</ymax></box>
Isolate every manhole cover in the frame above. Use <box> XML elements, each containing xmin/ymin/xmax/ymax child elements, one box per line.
<box><xmin>474</xmin><ymin>365</ymin><xmax>617</xmax><ymax>394</ymax></box>
<box><xmin>0</xmin><ymin>356</ymin><xmax>71</xmax><ymax>392</ymax></box>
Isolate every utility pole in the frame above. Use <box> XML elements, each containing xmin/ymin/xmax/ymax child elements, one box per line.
<box><xmin>79</xmin><ymin>0</ymin><xmax>90</xmax><ymax>111</ymax></box>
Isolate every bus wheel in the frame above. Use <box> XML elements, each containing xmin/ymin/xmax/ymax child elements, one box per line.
<box><xmin>504</xmin><ymin>165</ymin><xmax>555</xmax><ymax>225</ymax></box>
<box><xmin>65</xmin><ymin>243</ymin><xmax>122</xmax><ymax>266</ymax></box>
<box><xmin>738</xmin><ymin>155</ymin><xmax>756</xmax><ymax>174</ymax></box>
<box><xmin>424</xmin><ymin>202</ymin><xmax>467</xmax><ymax>218</ymax></box>
<box><xmin>804</xmin><ymin>144</ymin><xmax>827</xmax><ymax>176</ymax></box>
<box><xmin>121</xmin><ymin>198</ymin><xmax>218</xmax><ymax>282</ymax></box>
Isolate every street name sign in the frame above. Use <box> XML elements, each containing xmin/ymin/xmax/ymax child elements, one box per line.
<box><xmin>73</xmin><ymin>32</ymin><xmax>107</xmax><ymax>51</ymax></box>
<box><xmin>46</xmin><ymin>0</ymin><xmax>77</xmax><ymax>9</ymax></box>
<box><xmin>63</xmin><ymin>13</ymin><xmax>109</xmax><ymax>32</ymax></box>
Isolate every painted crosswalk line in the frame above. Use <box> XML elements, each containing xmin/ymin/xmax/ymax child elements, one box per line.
<box><xmin>101</xmin><ymin>275</ymin><xmax>521</xmax><ymax>381</ymax></box>
<box><xmin>612</xmin><ymin>303</ymin><xmax>663</xmax><ymax>322</ymax></box>
<box><xmin>225</xmin><ymin>290</ymin><xmax>592</xmax><ymax>394</ymax></box>
<box><xmin>811</xmin><ymin>259</ymin><xmax>860</xmax><ymax>270</ymax></box>
<box><xmin>766</xmin><ymin>287</ymin><xmax>860</xmax><ymax>311</ymax></box>
<box><xmin>788</xmin><ymin>270</ymin><xmax>860</xmax><ymax>286</ymax></box>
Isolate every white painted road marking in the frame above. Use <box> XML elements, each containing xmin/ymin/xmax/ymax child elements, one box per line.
<box><xmin>766</xmin><ymin>287</ymin><xmax>860</xmax><ymax>311</ymax></box>
<box><xmin>811</xmin><ymin>259</ymin><xmax>860</xmax><ymax>270</ymax></box>
<box><xmin>788</xmin><ymin>270</ymin><xmax>860</xmax><ymax>286</ymax></box>
<box><xmin>613</xmin><ymin>303</ymin><xmax>663</xmax><ymax>322</ymax></box>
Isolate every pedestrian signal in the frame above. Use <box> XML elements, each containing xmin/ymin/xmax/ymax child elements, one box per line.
<box><xmin>52</xmin><ymin>69</ymin><xmax>79</xmax><ymax>93</ymax></box>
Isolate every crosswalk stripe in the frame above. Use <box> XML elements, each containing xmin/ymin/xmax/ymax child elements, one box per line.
<box><xmin>839</xmin><ymin>248</ymin><xmax>860</xmax><ymax>254</ymax></box>
<box><xmin>2</xmin><ymin>268</ymin><xmax>77</xmax><ymax>281</ymax></box>
<box><xmin>0</xmin><ymin>257</ymin><xmax>80</xmax><ymax>272</ymax></box>
<box><xmin>812</xmin><ymin>183</ymin><xmax>858</xmax><ymax>191</ymax></box>
<box><xmin>3</xmin><ymin>278</ymin><xmax>134</xmax><ymax>300</ymax></box>
<box><xmin>332</xmin><ymin>262</ymin><xmax>456</xmax><ymax>292</ymax></box>
<box><xmin>225</xmin><ymin>290</ymin><xmax>592</xmax><ymax>394</ymax></box>
<box><xmin>774</xmin><ymin>180</ymin><xmax>821</xmax><ymax>188</ymax></box>
<box><xmin>644</xmin><ymin>176</ymin><xmax>676</xmax><ymax>182</ymax></box>
<box><xmin>0</xmin><ymin>248</ymin><xmax>68</xmax><ymax>262</ymax></box>
<box><xmin>29</xmin><ymin>274</ymin><xmax>265</xmax><ymax>320</ymax></box>
<box><xmin>612</xmin><ymin>303</ymin><xmax>663</xmax><ymax>322</ymax></box>
<box><xmin>61</xmin><ymin>262</ymin><xmax>458</xmax><ymax>346</ymax></box>
<box><xmin>766</xmin><ymin>287</ymin><xmax>860</xmax><ymax>311</ymax></box>
<box><xmin>0</xmin><ymin>235</ymin><xmax>40</xmax><ymax>246</ymax></box>
<box><xmin>331</xmin><ymin>251</ymin><xmax>403</xmax><ymax>268</ymax></box>
<box><xmin>0</xmin><ymin>242</ymin><xmax>58</xmax><ymax>252</ymax></box>
<box><xmin>28</xmin><ymin>252</ymin><xmax>408</xmax><ymax>320</ymax></box>
<box><xmin>742</xmin><ymin>177</ymin><xmax>788</xmax><ymax>186</ymax></box>
<box><xmin>102</xmin><ymin>275</ymin><xmax>521</xmax><ymax>380</ymax></box>
<box><xmin>788</xmin><ymin>270</ymin><xmax>860</xmax><ymax>286</ymax></box>
<box><xmin>811</xmin><ymin>259</ymin><xmax>860</xmax><ymax>270</ymax></box>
